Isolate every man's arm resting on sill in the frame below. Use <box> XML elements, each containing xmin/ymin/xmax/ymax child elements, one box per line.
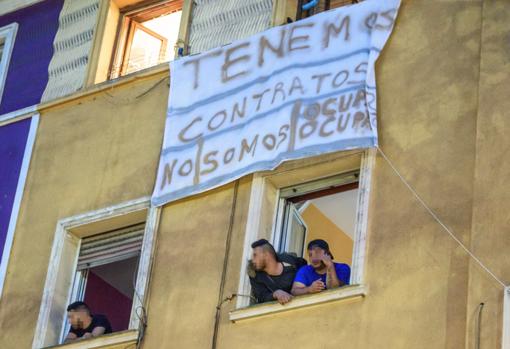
<box><xmin>250</xmin><ymin>277</ymin><xmax>292</xmax><ymax>304</ymax></box>
<box><xmin>64</xmin><ymin>332</ymin><xmax>78</xmax><ymax>343</ymax></box>
<box><xmin>63</xmin><ymin>326</ymin><xmax>106</xmax><ymax>343</ymax></box>
<box><xmin>91</xmin><ymin>326</ymin><xmax>106</xmax><ymax>337</ymax></box>
<box><xmin>291</xmin><ymin>279</ymin><xmax>325</xmax><ymax>296</ymax></box>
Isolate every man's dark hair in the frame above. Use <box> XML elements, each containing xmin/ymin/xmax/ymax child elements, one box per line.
<box><xmin>67</xmin><ymin>301</ymin><xmax>90</xmax><ymax>313</ymax></box>
<box><xmin>307</xmin><ymin>239</ymin><xmax>334</xmax><ymax>259</ymax></box>
<box><xmin>251</xmin><ymin>239</ymin><xmax>278</xmax><ymax>260</ymax></box>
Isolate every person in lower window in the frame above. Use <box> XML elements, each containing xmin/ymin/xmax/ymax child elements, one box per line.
<box><xmin>291</xmin><ymin>239</ymin><xmax>351</xmax><ymax>296</ymax></box>
<box><xmin>249</xmin><ymin>239</ymin><xmax>306</xmax><ymax>304</ymax></box>
<box><xmin>65</xmin><ymin>301</ymin><xmax>112</xmax><ymax>342</ymax></box>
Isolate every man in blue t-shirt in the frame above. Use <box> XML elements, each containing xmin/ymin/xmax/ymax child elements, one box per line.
<box><xmin>291</xmin><ymin>239</ymin><xmax>350</xmax><ymax>296</ymax></box>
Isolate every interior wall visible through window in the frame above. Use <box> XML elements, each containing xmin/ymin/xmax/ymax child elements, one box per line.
<box><xmin>275</xmin><ymin>171</ymin><xmax>359</xmax><ymax>267</ymax></box>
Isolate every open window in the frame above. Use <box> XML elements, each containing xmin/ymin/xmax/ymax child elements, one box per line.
<box><xmin>231</xmin><ymin>150</ymin><xmax>375</xmax><ymax>321</ymax></box>
<box><xmin>33</xmin><ymin>199</ymin><xmax>159</xmax><ymax>348</ymax></box>
<box><xmin>110</xmin><ymin>0</ymin><xmax>183</xmax><ymax>78</ymax></box>
<box><xmin>274</xmin><ymin>172</ymin><xmax>359</xmax><ymax>267</ymax></box>
<box><xmin>63</xmin><ymin>224</ymin><xmax>145</xmax><ymax>338</ymax></box>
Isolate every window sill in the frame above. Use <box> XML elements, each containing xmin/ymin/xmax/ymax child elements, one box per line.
<box><xmin>43</xmin><ymin>330</ymin><xmax>138</xmax><ymax>349</ymax></box>
<box><xmin>229</xmin><ymin>284</ymin><xmax>366</xmax><ymax>322</ymax></box>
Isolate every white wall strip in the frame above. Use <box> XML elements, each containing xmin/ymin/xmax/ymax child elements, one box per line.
<box><xmin>0</xmin><ymin>104</ymin><xmax>37</xmax><ymax>126</ymax></box>
<box><xmin>0</xmin><ymin>114</ymin><xmax>39</xmax><ymax>298</ymax></box>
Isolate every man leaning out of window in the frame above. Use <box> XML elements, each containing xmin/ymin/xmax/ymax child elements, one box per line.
<box><xmin>65</xmin><ymin>301</ymin><xmax>112</xmax><ymax>342</ymax></box>
<box><xmin>248</xmin><ymin>239</ymin><xmax>306</xmax><ymax>304</ymax></box>
<box><xmin>291</xmin><ymin>239</ymin><xmax>350</xmax><ymax>296</ymax></box>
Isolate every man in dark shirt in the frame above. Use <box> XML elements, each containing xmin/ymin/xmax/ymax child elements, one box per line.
<box><xmin>248</xmin><ymin>239</ymin><xmax>306</xmax><ymax>304</ymax></box>
<box><xmin>64</xmin><ymin>301</ymin><xmax>112</xmax><ymax>342</ymax></box>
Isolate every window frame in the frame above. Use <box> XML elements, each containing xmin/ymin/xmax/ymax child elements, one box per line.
<box><xmin>109</xmin><ymin>0</ymin><xmax>184</xmax><ymax>79</ymax></box>
<box><xmin>120</xmin><ymin>19</ymin><xmax>169</xmax><ymax>76</ymax></box>
<box><xmin>233</xmin><ymin>149</ymin><xmax>376</xmax><ymax>313</ymax></box>
<box><xmin>61</xmin><ymin>223</ymin><xmax>146</xmax><ymax>341</ymax></box>
<box><xmin>0</xmin><ymin>22</ymin><xmax>18</xmax><ymax>105</ymax></box>
<box><xmin>32</xmin><ymin>197</ymin><xmax>161</xmax><ymax>349</ymax></box>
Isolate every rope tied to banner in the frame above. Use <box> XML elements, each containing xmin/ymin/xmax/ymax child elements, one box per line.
<box><xmin>376</xmin><ymin>146</ymin><xmax>507</xmax><ymax>289</ymax></box>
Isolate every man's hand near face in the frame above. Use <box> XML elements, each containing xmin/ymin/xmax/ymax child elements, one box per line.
<box><xmin>321</xmin><ymin>254</ymin><xmax>334</xmax><ymax>269</ymax></box>
<box><xmin>323</xmin><ymin>254</ymin><xmax>341</xmax><ymax>289</ymax></box>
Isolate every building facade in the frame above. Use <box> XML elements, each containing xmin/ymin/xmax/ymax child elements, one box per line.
<box><xmin>0</xmin><ymin>1</ymin><xmax>509</xmax><ymax>349</ymax></box>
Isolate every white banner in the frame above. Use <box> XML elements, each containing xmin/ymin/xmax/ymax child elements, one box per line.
<box><xmin>152</xmin><ymin>0</ymin><xmax>400</xmax><ymax>206</ymax></box>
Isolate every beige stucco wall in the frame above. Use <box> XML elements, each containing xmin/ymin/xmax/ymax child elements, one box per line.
<box><xmin>1</xmin><ymin>0</ymin><xmax>509</xmax><ymax>349</ymax></box>
<box><xmin>0</xmin><ymin>72</ymin><xmax>169</xmax><ymax>348</ymax></box>
<box><xmin>467</xmin><ymin>1</ymin><xmax>510</xmax><ymax>348</ymax></box>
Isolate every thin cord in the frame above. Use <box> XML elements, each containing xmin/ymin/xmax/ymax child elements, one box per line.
<box><xmin>211</xmin><ymin>180</ymin><xmax>240</xmax><ymax>349</ymax></box>
<box><xmin>103</xmin><ymin>76</ymin><xmax>169</xmax><ymax>106</ymax></box>
<box><xmin>475</xmin><ymin>302</ymin><xmax>485</xmax><ymax>349</ymax></box>
<box><xmin>131</xmin><ymin>257</ymin><xmax>148</xmax><ymax>349</ymax></box>
<box><xmin>376</xmin><ymin>146</ymin><xmax>506</xmax><ymax>289</ymax></box>
<box><xmin>216</xmin><ymin>293</ymin><xmax>257</xmax><ymax>310</ymax></box>
<box><xmin>135</xmin><ymin>77</ymin><xmax>169</xmax><ymax>99</ymax></box>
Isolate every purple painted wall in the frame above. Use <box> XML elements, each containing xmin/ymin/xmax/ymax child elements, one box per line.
<box><xmin>0</xmin><ymin>0</ymin><xmax>64</xmax><ymax>115</ymax></box>
<box><xmin>0</xmin><ymin>118</ymin><xmax>31</xmax><ymax>262</ymax></box>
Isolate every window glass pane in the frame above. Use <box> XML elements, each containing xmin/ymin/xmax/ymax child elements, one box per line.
<box><xmin>143</xmin><ymin>10</ymin><xmax>182</xmax><ymax>62</ymax></box>
<box><xmin>122</xmin><ymin>9</ymin><xmax>182</xmax><ymax>76</ymax></box>
<box><xmin>125</xmin><ymin>27</ymin><xmax>165</xmax><ymax>75</ymax></box>
<box><xmin>284</xmin><ymin>204</ymin><xmax>307</xmax><ymax>256</ymax></box>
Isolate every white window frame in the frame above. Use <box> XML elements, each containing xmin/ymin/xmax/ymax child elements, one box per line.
<box><xmin>61</xmin><ymin>222</ymin><xmax>146</xmax><ymax>341</ymax></box>
<box><xmin>32</xmin><ymin>197</ymin><xmax>161</xmax><ymax>349</ymax></box>
<box><xmin>233</xmin><ymin>149</ymin><xmax>376</xmax><ymax>314</ymax></box>
<box><xmin>0</xmin><ymin>114</ymin><xmax>39</xmax><ymax>299</ymax></box>
<box><xmin>0</xmin><ymin>22</ymin><xmax>18</xmax><ymax>105</ymax></box>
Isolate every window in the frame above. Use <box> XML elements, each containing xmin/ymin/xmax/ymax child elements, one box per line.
<box><xmin>0</xmin><ymin>23</ymin><xmax>18</xmax><ymax>104</ymax></box>
<box><xmin>231</xmin><ymin>150</ymin><xmax>375</xmax><ymax>320</ymax></box>
<box><xmin>62</xmin><ymin>224</ymin><xmax>145</xmax><ymax>338</ymax></box>
<box><xmin>274</xmin><ymin>172</ymin><xmax>359</xmax><ymax>265</ymax></box>
<box><xmin>33</xmin><ymin>198</ymin><xmax>160</xmax><ymax>348</ymax></box>
<box><xmin>110</xmin><ymin>0</ymin><xmax>183</xmax><ymax>78</ymax></box>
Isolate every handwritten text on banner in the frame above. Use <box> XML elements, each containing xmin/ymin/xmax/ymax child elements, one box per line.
<box><xmin>152</xmin><ymin>0</ymin><xmax>400</xmax><ymax>206</ymax></box>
